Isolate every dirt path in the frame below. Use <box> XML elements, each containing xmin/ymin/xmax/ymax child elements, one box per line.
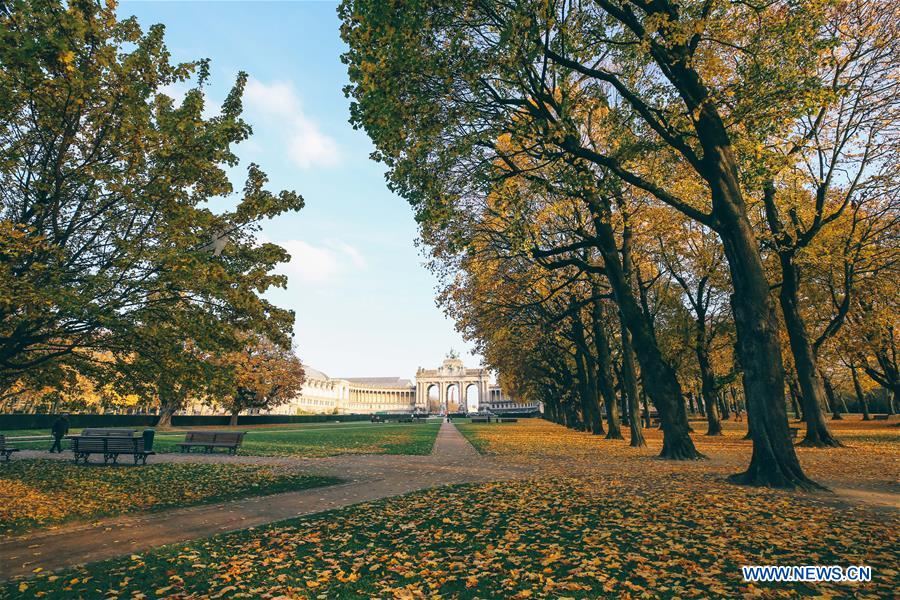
<box><xmin>0</xmin><ymin>423</ymin><xmax>530</xmax><ymax>580</ymax></box>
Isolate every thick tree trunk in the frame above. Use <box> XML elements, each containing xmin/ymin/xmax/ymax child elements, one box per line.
<box><xmin>717</xmin><ymin>210</ymin><xmax>818</xmax><ymax>488</ymax></box>
<box><xmin>618</xmin><ymin>314</ymin><xmax>646</xmax><ymax>447</ymax></box>
<box><xmin>592</xmin><ymin>215</ymin><xmax>700</xmax><ymax>459</ymax></box>
<box><xmin>230</xmin><ymin>411</ymin><xmax>239</xmax><ymax>426</ymax></box>
<box><xmin>156</xmin><ymin>402</ymin><xmax>176</xmax><ymax>428</ymax></box>
<box><xmin>700</xmin><ymin>372</ymin><xmax>722</xmax><ymax>436</ymax></box>
<box><xmin>850</xmin><ymin>367</ymin><xmax>870</xmax><ymax>420</ymax></box>
<box><xmin>777</xmin><ymin>257</ymin><xmax>841</xmax><ymax>446</ymax></box>
<box><xmin>591</xmin><ymin>294</ymin><xmax>622</xmax><ymax>439</ymax></box>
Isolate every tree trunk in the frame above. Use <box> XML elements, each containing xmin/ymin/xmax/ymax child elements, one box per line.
<box><xmin>696</xmin><ymin>318</ymin><xmax>722</xmax><ymax>435</ymax></box>
<box><xmin>742</xmin><ymin>375</ymin><xmax>754</xmax><ymax>440</ymax></box>
<box><xmin>717</xmin><ymin>207</ymin><xmax>817</xmax><ymax>488</ymax></box>
<box><xmin>572</xmin><ymin>317</ymin><xmax>604</xmax><ymax>435</ymax></box>
<box><xmin>619</xmin><ymin>313</ymin><xmax>646</xmax><ymax>447</ymax></box>
<box><xmin>822</xmin><ymin>374</ymin><xmax>843</xmax><ymax>420</ymax></box>
<box><xmin>591</xmin><ymin>294</ymin><xmax>622</xmax><ymax>440</ymax></box>
<box><xmin>230</xmin><ymin>411</ymin><xmax>239</xmax><ymax>426</ymax></box>
<box><xmin>700</xmin><ymin>376</ymin><xmax>722</xmax><ymax>436</ymax></box>
<box><xmin>641</xmin><ymin>387</ymin><xmax>651</xmax><ymax>429</ymax></box>
<box><xmin>789</xmin><ymin>384</ymin><xmax>802</xmax><ymax>421</ymax></box>
<box><xmin>592</xmin><ymin>214</ymin><xmax>700</xmax><ymax>459</ymax></box>
<box><xmin>729</xmin><ymin>386</ymin><xmax>742</xmax><ymax>419</ymax></box>
<box><xmin>777</xmin><ymin>257</ymin><xmax>841</xmax><ymax>446</ymax></box>
<box><xmin>850</xmin><ymin>366</ymin><xmax>869</xmax><ymax>420</ymax></box>
<box><xmin>156</xmin><ymin>402</ymin><xmax>176</xmax><ymax>428</ymax></box>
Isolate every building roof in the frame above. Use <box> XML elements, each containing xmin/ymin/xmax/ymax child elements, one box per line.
<box><xmin>303</xmin><ymin>366</ymin><xmax>330</xmax><ymax>381</ymax></box>
<box><xmin>342</xmin><ymin>377</ymin><xmax>414</xmax><ymax>389</ymax></box>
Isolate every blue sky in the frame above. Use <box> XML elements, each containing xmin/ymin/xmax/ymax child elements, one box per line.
<box><xmin>120</xmin><ymin>1</ymin><xmax>480</xmax><ymax>379</ymax></box>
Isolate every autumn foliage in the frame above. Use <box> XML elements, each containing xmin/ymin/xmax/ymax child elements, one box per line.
<box><xmin>340</xmin><ymin>0</ymin><xmax>899</xmax><ymax>488</ymax></box>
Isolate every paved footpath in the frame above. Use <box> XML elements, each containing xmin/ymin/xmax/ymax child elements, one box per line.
<box><xmin>0</xmin><ymin>423</ymin><xmax>529</xmax><ymax>580</ymax></box>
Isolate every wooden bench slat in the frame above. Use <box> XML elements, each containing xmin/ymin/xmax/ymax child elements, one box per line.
<box><xmin>70</xmin><ymin>433</ymin><xmax>155</xmax><ymax>465</ymax></box>
<box><xmin>0</xmin><ymin>435</ymin><xmax>19</xmax><ymax>462</ymax></box>
<box><xmin>178</xmin><ymin>430</ymin><xmax>245</xmax><ymax>454</ymax></box>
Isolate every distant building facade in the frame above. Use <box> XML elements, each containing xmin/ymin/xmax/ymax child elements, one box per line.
<box><xmin>269</xmin><ymin>355</ymin><xmax>539</xmax><ymax>415</ymax></box>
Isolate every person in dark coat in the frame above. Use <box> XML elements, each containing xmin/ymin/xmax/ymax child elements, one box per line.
<box><xmin>49</xmin><ymin>414</ymin><xmax>69</xmax><ymax>453</ymax></box>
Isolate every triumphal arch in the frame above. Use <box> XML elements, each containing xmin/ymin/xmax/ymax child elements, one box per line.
<box><xmin>252</xmin><ymin>351</ymin><xmax>536</xmax><ymax>416</ymax></box>
<box><xmin>414</xmin><ymin>352</ymin><xmax>492</xmax><ymax>413</ymax></box>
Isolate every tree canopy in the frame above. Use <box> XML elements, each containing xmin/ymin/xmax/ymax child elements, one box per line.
<box><xmin>1</xmin><ymin>0</ymin><xmax>306</xmax><ymax>422</ymax></box>
<box><xmin>340</xmin><ymin>0</ymin><xmax>899</xmax><ymax>488</ymax></box>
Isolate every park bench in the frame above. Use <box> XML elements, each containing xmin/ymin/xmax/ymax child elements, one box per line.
<box><xmin>70</xmin><ymin>434</ymin><xmax>154</xmax><ymax>465</ymax></box>
<box><xmin>371</xmin><ymin>415</ymin><xmax>385</xmax><ymax>422</ymax></box>
<box><xmin>873</xmin><ymin>414</ymin><xmax>891</xmax><ymax>420</ymax></box>
<box><xmin>177</xmin><ymin>431</ymin><xmax>245</xmax><ymax>454</ymax></box>
<box><xmin>470</xmin><ymin>417</ymin><xmax>491</xmax><ymax>423</ymax></box>
<box><xmin>497</xmin><ymin>418</ymin><xmax>518</xmax><ymax>423</ymax></box>
<box><xmin>0</xmin><ymin>435</ymin><xmax>19</xmax><ymax>462</ymax></box>
<box><xmin>80</xmin><ymin>428</ymin><xmax>136</xmax><ymax>437</ymax></box>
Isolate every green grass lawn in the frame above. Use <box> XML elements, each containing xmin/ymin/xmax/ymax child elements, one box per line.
<box><xmin>2</xmin><ymin>421</ymin><xmax>442</xmax><ymax>457</ymax></box>
<box><xmin>0</xmin><ymin>459</ymin><xmax>340</xmax><ymax>537</ymax></box>
<box><xmin>5</xmin><ymin>477</ymin><xmax>896</xmax><ymax>599</ymax></box>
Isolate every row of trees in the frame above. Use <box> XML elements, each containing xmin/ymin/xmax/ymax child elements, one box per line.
<box><xmin>340</xmin><ymin>0</ymin><xmax>898</xmax><ymax>488</ymax></box>
<box><xmin>1</xmin><ymin>0</ymin><xmax>306</xmax><ymax>424</ymax></box>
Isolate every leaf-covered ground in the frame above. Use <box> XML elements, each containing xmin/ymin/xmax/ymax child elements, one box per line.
<box><xmin>2</xmin><ymin>422</ymin><xmax>441</xmax><ymax>458</ymax></box>
<box><xmin>0</xmin><ymin>460</ymin><xmax>339</xmax><ymax>537</ymax></box>
<box><xmin>458</xmin><ymin>417</ymin><xmax>900</xmax><ymax>492</ymax></box>
<box><xmin>5</xmin><ymin>476</ymin><xmax>896</xmax><ymax>599</ymax></box>
<box><xmin>5</xmin><ymin>418</ymin><xmax>897</xmax><ymax>599</ymax></box>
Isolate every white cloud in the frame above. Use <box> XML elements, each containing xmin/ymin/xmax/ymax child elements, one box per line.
<box><xmin>332</xmin><ymin>241</ymin><xmax>367</xmax><ymax>269</ymax></box>
<box><xmin>244</xmin><ymin>78</ymin><xmax>340</xmax><ymax>169</ymax></box>
<box><xmin>278</xmin><ymin>239</ymin><xmax>365</xmax><ymax>285</ymax></box>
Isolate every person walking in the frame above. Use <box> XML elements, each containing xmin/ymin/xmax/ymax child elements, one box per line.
<box><xmin>49</xmin><ymin>414</ymin><xmax>69</xmax><ymax>453</ymax></box>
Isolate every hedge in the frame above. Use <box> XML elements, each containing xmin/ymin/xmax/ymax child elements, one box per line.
<box><xmin>0</xmin><ymin>413</ymin><xmax>373</xmax><ymax>431</ymax></box>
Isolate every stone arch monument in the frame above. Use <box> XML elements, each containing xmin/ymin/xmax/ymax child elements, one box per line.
<box><xmin>414</xmin><ymin>352</ymin><xmax>491</xmax><ymax>413</ymax></box>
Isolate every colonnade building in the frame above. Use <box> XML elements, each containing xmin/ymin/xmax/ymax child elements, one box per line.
<box><xmin>271</xmin><ymin>356</ymin><xmax>539</xmax><ymax>415</ymax></box>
